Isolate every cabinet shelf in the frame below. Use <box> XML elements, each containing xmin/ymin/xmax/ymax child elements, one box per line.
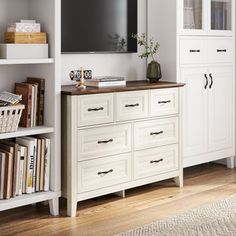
<box><xmin>0</xmin><ymin>126</ymin><xmax>54</xmax><ymax>140</ymax></box>
<box><xmin>0</xmin><ymin>191</ymin><xmax>61</xmax><ymax>212</ymax></box>
<box><xmin>0</xmin><ymin>58</ymin><xmax>54</xmax><ymax>65</ymax></box>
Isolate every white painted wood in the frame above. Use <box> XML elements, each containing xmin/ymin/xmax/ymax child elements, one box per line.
<box><xmin>150</xmin><ymin>88</ymin><xmax>179</xmax><ymax>117</ymax></box>
<box><xmin>77</xmin><ymin>153</ymin><xmax>132</xmax><ymax>193</ymax></box>
<box><xmin>180</xmin><ymin>38</ymin><xmax>207</xmax><ymax>65</ymax></box>
<box><xmin>181</xmin><ymin>67</ymin><xmax>208</xmax><ymax>158</ymax></box>
<box><xmin>115</xmin><ymin>91</ymin><xmax>148</xmax><ymax>122</ymax></box>
<box><xmin>133</xmin><ymin>144</ymin><xmax>179</xmax><ymax>180</ymax></box>
<box><xmin>208</xmin><ymin>66</ymin><xmax>233</xmax><ymax>152</ymax></box>
<box><xmin>49</xmin><ymin>198</ymin><xmax>59</xmax><ymax>216</ymax></box>
<box><xmin>134</xmin><ymin>117</ymin><xmax>179</xmax><ymax>151</ymax></box>
<box><xmin>77</xmin><ymin>93</ymin><xmax>114</xmax><ymax>127</ymax></box>
<box><xmin>227</xmin><ymin>157</ymin><xmax>235</xmax><ymax>169</ymax></box>
<box><xmin>114</xmin><ymin>190</ymin><xmax>125</xmax><ymax>198</ymax></box>
<box><xmin>0</xmin><ymin>58</ymin><xmax>54</xmax><ymax>65</ymax></box>
<box><xmin>77</xmin><ymin>124</ymin><xmax>131</xmax><ymax>161</ymax></box>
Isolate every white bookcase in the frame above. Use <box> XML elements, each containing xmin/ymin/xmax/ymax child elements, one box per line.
<box><xmin>0</xmin><ymin>0</ymin><xmax>61</xmax><ymax>215</ymax></box>
<box><xmin>147</xmin><ymin>0</ymin><xmax>235</xmax><ymax>168</ymax></box>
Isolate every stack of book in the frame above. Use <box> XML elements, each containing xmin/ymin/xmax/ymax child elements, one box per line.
<box><xmin>84</xmin><ymin>76</ymin><xmax>126</xmax><ymax>87</ymax></box>
<box><xmin>15</xmin><ymin>77</ymin><xmax>45</xmax><ymax>128</ymax></box>
<box><xmin>0</xmin><ymin>137</ymin><xmax>51</xmax><ymax>199</ymax></box>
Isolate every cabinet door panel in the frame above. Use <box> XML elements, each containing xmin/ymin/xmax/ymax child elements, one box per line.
<box><xmin>208</xmin><ymin>66</ymin><xmax>233</xmax><ymax>151</ymax></box>
<box><xmin>181</xmin><ymin>68</ymin><xmax>208</xmax><ymax>158</ymax></box>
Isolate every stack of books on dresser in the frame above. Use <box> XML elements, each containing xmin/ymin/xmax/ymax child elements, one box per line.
<box><xmin>0</xmin><ymin>137</ymin><xmax>51</xmax><ymax>199</ymax></box>
<box><xmin>15</xmin><ymin>77</ymin><xmax>45</xmax><ymax>128</ymax></box>
<box><xmin>84</xmin><ymin>76</ymin><xmax>126</xmax><ymax>87</ymax></box>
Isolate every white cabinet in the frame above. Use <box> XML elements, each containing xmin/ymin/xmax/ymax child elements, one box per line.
<box><xmin>62</xmin><ymin>84</ymin><xmax>183</xmax><ymax>217</ymax></box>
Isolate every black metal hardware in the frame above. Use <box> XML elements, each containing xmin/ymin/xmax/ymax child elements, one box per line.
<box><xmin>158</xmin><ymin>100</ymin><xmax>171</xmax><ymax>104</ymax></box>
<box><xmin>150</xmin><ymin>159</ymin><xmax>164</xmax><ymax>164</ymax></box>
<box><xmin>209</xmin><ymin>73</ymin><xmax>213</xmax><ymax>89</ymax></box>
<box><xmin>217</xmin><ymin>49</ymin><xmax>227</xmax><ymax>52</ymax></box>
<box><xmin>204</xmin><ymin>74</ymin><xmax>208</xmax><ymax>89</ymax></box>
<box><xmin>189</xmin><ymin>49</ymin><xmax>200</xmax><ymax>53</ymax></box>
<box><xmin>150</xmin><ymin>131</ymin><xmax>164</xmax><ymax>136</ymax></box>
<box><xmin>97</xmin><ymin>169</ymin><xmax>114</xmax><ymax>175</ymax></box>
<box><xmin>88</xmin><ymin>107</ymin><xmax>104</xmax><ymax>112</ymax></box>
<box><xmin>125</xmin><ymin>103</ymin><xmax>139</xmax><ymax>108</ymax></box>
<box><xmin>97</xmin><ymin>139</ymin><xmax>113</xmax><ymax>144</ymax></box>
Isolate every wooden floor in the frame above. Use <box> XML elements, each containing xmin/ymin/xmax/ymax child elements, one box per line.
<box><xmin>0</xmin><ymin>163</ymin><xmax>235</xmax><ymax>236</ymax></box>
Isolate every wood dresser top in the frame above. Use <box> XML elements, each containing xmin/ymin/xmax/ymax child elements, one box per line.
<box><xmin>61</xmin><ymin>80</ymin><xmax>185</xmax><ymax>96</ymax></box>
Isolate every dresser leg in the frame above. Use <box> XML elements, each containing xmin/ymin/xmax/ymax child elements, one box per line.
<box><xmin>226</xmin><ymin>156</ymin><xmax>235</xmax><ymax>169</ymax></box>
<box><xmin>174</xmin><ymin>175</ymin><xmax>183</xmax><ymax>188</ymax></box>
<box><xmin>114</xmin><ymin>190</ymin><xmax>125</xmax><ymax>198</ymax></box>
<box><xmin>67</xmin><ymin>200</ymin><xmax>77</xmax><ymax>217</ymax></box>
<box><xmin>49</xmin><ymin>198</ymin><xmax>59</xmax><ymax>216</ymax></box>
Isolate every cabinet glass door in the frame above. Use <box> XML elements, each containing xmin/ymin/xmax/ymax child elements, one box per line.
<box><xmin>210</xmin><ymin>0</ymin><xmax>232</xmax><ymax>34</ymax></box>
<box><xmin>183</xmin><ymin>0</ymin><xmax>203</xmax><ymax>30</ymax></box>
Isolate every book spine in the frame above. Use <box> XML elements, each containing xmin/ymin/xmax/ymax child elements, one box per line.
<box><xmin>4</xmin><ymin>155</ymin><xmax>13</xmax><ymax>199</ymax></box>
<box><xmin>32</xmin><ymin>142</ymin><xmax>37</xmax><ymax>192</ymax></box>
<box><xmin>26</xmin><ymin>150</ymin><xmax>34</xmax><ymax>194</ymax></box>
<box><xmin>0</xmin><ymin>155</ymin><xmax>3</xmax><ymax>199</ymax></box>
<box><xmin>22</xmin><ymin>147</ymin><xmax>27</xmax><ymax>194</ymax></box>
<box><xmin>15</xmin><ymin>150</ymin><xmax>21</xmax><ymax>196</ymax></box>
<box><xmin>39</xmin><ymin>84</ymin><xmax>45</xmax><ymax>126</ymax></box>
<box><xmin>12</xmin><ymin>144</ymin><xmax>19</xmax><ymax>198</ymax></box>
<box><xmin>18</xmin><ymin>150</ymin><xmax>24</xmax><ymax>196</ymax></box>
<box><xmin>44</xmin><ymin>139</ymin><xmax>50</xmax><ymax>191</ymax></box>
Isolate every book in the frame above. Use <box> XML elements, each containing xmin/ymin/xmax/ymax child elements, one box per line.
<box><xmin>0</xmin><ymin>152</ymin><xmax>6</xmax><ymax>199</ymax></box>
<box><xmin>15</xmin><ymin>149</ymin><xmax>21</xmax><ymax>195</ymax></box>
<box><xmin>92</xmin><ymin>76</ymin><xmax>125</xmax><ymax>82</ymax></box>
<box><xmin>16</xmin><ymin>138</ymin><xmax>35</xmax><ymax>194</ymax></box>
<box><xmin>31</xmin><ymin>85</ymin><xmax>35</xmax><ymax>128</ymax></box>
<box><xmin>15</xmin><ymin>83</ymin><xmax>33</xmax><ymax>128</ymax></box>
<box><xmin>18</xmin><ymin>146</ymin><xmax>26</xmax><ymax>196</ymax></box>
<box><xmin>27</xmin><ymin>77</ymin><xmax>45</xmax><ymax>126</ymax></box>
<box><xmin>84</xmin><ymin>80</ymin><xmax>126</xmax><ymax>87</ymax></box>
<box><xmin>40</xmin><ymin>138</ymin><xmax>45</xmax><ymax>191</ymax></box>
<box><xmin>44</xmin><ymin>138</ymin><xmax>50</xmax><ymax>191</ymax></box>
<box><xmin>36</xmin><ymin>139</ymin><xmax>42</xmax><ymax>192</ymax></box>
<box><xmin>21</xmin><ymin>145</ymin><xmax>28</xmax><ymax>194</ymax></box>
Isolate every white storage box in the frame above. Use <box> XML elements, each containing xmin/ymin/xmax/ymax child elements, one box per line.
<box><xmin>8</xmin><ymin>23</ymin><xmax>41</xmax><ymax>32</ymax></box>
<box><xmin>0</xmin><ymin>44</ymin><xmax>48</xmax><ymax>59</ymax></box>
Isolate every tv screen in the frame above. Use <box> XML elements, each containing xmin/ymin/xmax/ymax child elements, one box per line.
<box><xmin>61</xmin><ymin>0</ymin><xmax>137</xmax><ymax>53</ymax></box>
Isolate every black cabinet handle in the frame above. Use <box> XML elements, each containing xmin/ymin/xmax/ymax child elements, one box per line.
<box><xmin>97</xmin><ymin>139</ymin><xmax>113</xmax><ymax>144</ymax></box>
<box><xmin>150</xmin><ymin>131</ymin><xmax>164</xmax><ymax>136</ymax></box>
<box><xmin>97</xmin><ymin>169</ymin><xmax>113</xmax><ymax>175</ymax></box>
<box><xmin>158</xmin><ymin>100</ymin><xmax>171</xmax><ymax>104</ymax></box>
<box><xmin>204</xmin><ymin>74</ymin><xmax>208</xmax><ymax>89</ymax></box>
<box><xmin>209</xmin><ymin>73</ymin><xmax>213</xmax><ymax>89</ymax></box>
<box><xmin>150</xmin><ymin>159</ymin><xmax>164</xmax><ymax>164</ymax></box>
<box><xmin>88</xmin><ymin>107</ymin><xmax>104</xmax><ymax>112</ymax></box>
<box><xmin>189</xmin><ymin>49</ymin><xmax>200</xmax><ymax>53</ymax></box>
<box><xmin>125</xmin><ymin>103</ymin><xmax>139</xmax><ymax>108</ymax></box>
<box><xmin>217</xmin><ymin>49</ymin><xmax>227</xmax><ymax>52</ymax></box>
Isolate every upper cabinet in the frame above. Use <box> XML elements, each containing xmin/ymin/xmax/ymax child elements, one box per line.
<box><xmin>180</xmin><ymin>0</ymin><xmax>234</xmax><ymax>36</ymax></box>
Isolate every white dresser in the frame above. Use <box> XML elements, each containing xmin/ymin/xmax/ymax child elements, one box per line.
<box><xmin>61</xmin><ymin>81</ymin><xmax>184</xmax><ymax>217</ymax></box>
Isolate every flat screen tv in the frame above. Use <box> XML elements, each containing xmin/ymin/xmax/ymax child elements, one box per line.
<box><xmin>61</xmin><ymin>0</ymin><xmax>137</xmax><ymax>53</ymax></box>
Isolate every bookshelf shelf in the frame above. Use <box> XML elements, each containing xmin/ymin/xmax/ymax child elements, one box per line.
<box><xmin>0</xmin><ymin>126</ymin><xmax>54</xmax><ymax>140</ymax></box>
<box><xmin>0</xmin><ymin>191</ymin><xmax>61</xmax><ymax>212</ymax></box>
<box><xmin>0</xmin><ymin>58</ymin><xmax>54</xmax><ymax>65</ymax></box>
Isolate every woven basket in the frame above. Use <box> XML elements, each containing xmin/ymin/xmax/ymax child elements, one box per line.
<box><xmin>0</xmin><ymin>104</ymin><xmax>25</xmax><ymax>133</ymax></box>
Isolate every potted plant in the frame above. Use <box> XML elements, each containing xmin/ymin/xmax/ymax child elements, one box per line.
<box><xmin>132</xmin><ymin>33</ymin><xmax>161</xmax><ymax>83</ymax></box>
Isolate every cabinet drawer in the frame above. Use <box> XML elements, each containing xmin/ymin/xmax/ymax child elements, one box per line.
<box><xmin>134</xmin><ymin>145</ymin><xmax>179</xmax><ymax>180</ymax></box>
<box><xmin>77</xmin><ymin>124</ymin><xmax>131</xmax><ymax>160</ymax></box>
<box><xmin>207</xmin><ymin>39</ymin><xmax>233</xmax><ymax>64</ymax></box>
<box><xmin>77</xmin><ymin>93</ymin><xmax>113</xmax><ymax>127</ymax></box>
<box><xmin>116</xmin><ymin>91</ymin><xmax>148</xmax><ymax>121</ymax></box>
<box><xmin>77</xmin><ymin>153</ymin><xmax>131</xmax><ymax>193</ymax></box>
<box><xmin>134</xmin><ymin>118</ymin><xmax>179</xmax><ymax>151</ymax></box>
<box><xmin>150</xmin><ymin>88</ymin><xmax>179</xmax><ymax>117</ymax></box>
<box><xmin>180</xmin><ymin>39</ymin><xmax>207</xmax><ymax>65</ymax></box>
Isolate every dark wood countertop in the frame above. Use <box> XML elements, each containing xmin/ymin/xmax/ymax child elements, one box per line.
<box><xmin>61</xmin><ymin>80</ymin><xmax>185</xmax><ymax>96</ymax></box>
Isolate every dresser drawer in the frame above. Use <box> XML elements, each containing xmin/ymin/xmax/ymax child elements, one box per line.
<box><xmin>150</xmin><ymin>88</ymin><xmax>179</xmax><ymax>117</ymax></box>
<box><xmin>116</xmin><ymin>91</ymin><xmax>148</xmax><ymax>121</ymax></box>
<box><xmin>134</xmin><ymin>144</ymin><xmax>179</xmax><ymax>180</ymax></box>
<box><xmin>180</xmin><ymin>38</ymin><xmax>207</xmax><ymax>65</ymax></box>
<box><xmin>77</xmin><ymin>93</ymin><xmax>113</xmax><ymax>127</ymax></box>
<box><xmin>207</xmin><ymin>38</ymin><xmax>233</xmax><ymax>64</ymax></box>
<box><xmin>77</xmin><ymin>153</ymin><xmax>131</xmax><ymax>193</ymax></box>
<box><xmin>77</xmin><ymin>124</ymin><xmax>131</xmax><ymax>160</ymax></box>
<box><xmin>134</xmin><ymin>117</ymin><xmax>179</xmax><ymax>151</ymax></box>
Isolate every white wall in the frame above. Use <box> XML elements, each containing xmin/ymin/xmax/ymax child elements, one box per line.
<box><xmin>61</xmin><ymin>0</ymin><xmax>147</xmax><ymax>85</ymax></box>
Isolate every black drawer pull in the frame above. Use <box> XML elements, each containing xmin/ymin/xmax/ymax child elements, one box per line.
<box><xmin>150</xmin><ymin>159</ymin><xmax>164</xmax><ymax>164</ymax></box>
<box><xmin>217</xmin><ymin>49</ymin><xmax>227</xmax><ymax>52</ymax></box>
<box><xmin>125</xmin><ymin>103</ymin><xmax>139</xmax><ymax>108</ymax></box>
<box><xmin>88</xmin><ymin>107</ymin><xmax>104</xmax><ymax>112</ymax></box>
<box><xmin>158</xmin><ymin>100</ymin><xmax>171</xmax><ymax>104</ymax></box>
<box><xmin>209</xmin><ymin>73</ymin><xmax>213</xmax><ymax>89</ymax></box>
<box><xmin>97</xmin><ymin>169</ymin><xmax>114</xmax><ymax>175</ymax></box>
<box><xmin>150</xmin><ymin>131</ymin><xmax>164</xmax><ymax>136</ymax></box>
<box><xmin>204</xmin><ymin>74</ymin><xmax>208</xmax><ymax>89</ymax></box>
<box><xmin>189</xmin><ymin>49</ymin><xmax>200</xmax><ymax>53</ymax></box>
<box><xmin>97</xmin><ymin>138</ymin><xmax>113</xmax><ymax>144</ymax></box>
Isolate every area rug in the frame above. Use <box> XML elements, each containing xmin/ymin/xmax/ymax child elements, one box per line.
<box><xmin>116</xmin><ymin>197</ymin><xmax>236</xmax><ymax>236</ymax></box>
